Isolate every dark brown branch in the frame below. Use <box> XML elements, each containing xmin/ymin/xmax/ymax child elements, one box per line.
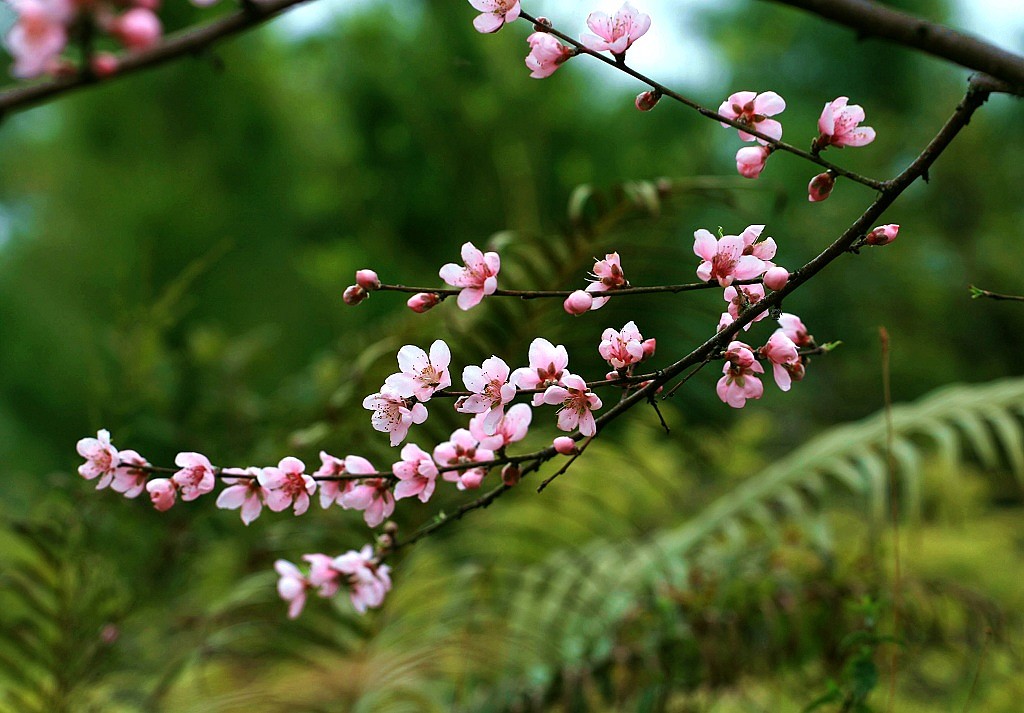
<box><xmin>0</xmin><ymin>0</ymin><xmax>314</xmax><ymax>118</ymax></box>
<box><xmin>761</xmin><ymin>0</ymin><xmax>1024</xmax><ymax>94</ymax></box>
<box><xmin>517</xmin><ymin>10</ymin><xmax>887</xmax><ymax>191</ymax></box>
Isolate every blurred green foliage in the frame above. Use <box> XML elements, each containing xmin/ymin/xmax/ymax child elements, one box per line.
<box><xmin>0</xmin><ymin>0</ymin><xmax>1021</xmax><ymax>709</ymax></box>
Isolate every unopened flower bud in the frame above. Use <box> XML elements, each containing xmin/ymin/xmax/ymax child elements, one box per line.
<box><xmin>534</xmin><ymin>16</ymin><xmax>552</xmax><ymax>28</ymax></box>
<box><xmin>807</xmin><ymin>172</ymin><xmax>835</xmax><ymax>202</ymax></box>
<box><xmin>563</xmin><ymin>290</ymin><xmax>594</xmax><ymax>315</ymax></box>
<box><xmin>635</xmin><ymin>90</ymin><xmax>660</xmax><ymax>112</ymax></box>
<box><xmin>865</xmin><ymin>224</ymin><xmax>899</xmax><ymax>246</ymax></box>
<box><xmin>114</xmin><ymin>8</ymin><xmax>162</xmax><ymax>51</ymax></box>
<box><xmin>763</xmin><ymin>266</ymin><xmax>789</xmax><ymax>291</ymax></box>
<box><xmin>91</xmin><ymin>53</ymin><xmax>118</xmax><ymax>78</ymax></box>
<box><xmin>736</xmin><ymin>146</ymin><xmax>770</xmax><ymax>179</ymax></box>
<box><xmin>501</xmin><ymin>463</ymin><xmax>521</xmax><ymax>486</ymax></box>
<box><xmin>641</xmin><ymin>338</ymin><xmax>657</xmax><ymax>360</ymax></box>
<box><xmin>343</xmin><ymin>285</ymin><xmax>367</xmax><ymax>305</ymax></box>
<box><xmin>605</xmin><ymin>370</ymin><xmax>620</xmax><ymax>381</ymax></box>
<box><xmin>553</xmin><ymin>436</ymin><xmax>577</xmax><ymax>455</ymax></box>
<box><xmin>407</xmin><ymin>292</ymin><xmax>440</xmax><ymax>313</ymax></box>
<box><xmin>355</xmin><ymin>269</ymin><xmax>380</xmax><ymax>291</ymax></box>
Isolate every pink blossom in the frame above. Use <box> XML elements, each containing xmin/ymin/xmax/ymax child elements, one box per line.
<box><xmin>585</xmin><ymin>252</ymin><xmax>628</xmax><ymax>309</ymax></box>
<box><xmin>434</xmin><ymin>429</ymin><xmax>495</xmax><ymax>491</ymax></box>
<box><xmin>718</xmin><ymin>90</ymin><xmax>786</xmax><ymax>144</ymax></box>
<box><xmin>599</xmin><ymin>321</ymin><xmax>646</xmax><ymax>369</ymax></box>
<box><xmin>468</xmin><ymin>0</ymin><xmax>520</xmax><ymax>34</ymax></box>
<box><xmin>274</xmin><ymin>560</ymin><xmax>309</xmax><ymax>619</ymax></box>
<box><xmin>469</xmin><ymin>402</ymin><xmax>533</xmax><ymax>451</ymax></box>
<box><xmin>808</xmin><ymin>172</ymin><xmax>835</xmax><ymax>202</ymax></box>
<box><xmin>763</xmin><ymin>266</ymin><xmax>790</xmax><ymax>291</ymax></box>
<box><xmin>146</xmin><ymin>478</ymin><xmax>177</xmax><ymax>511</ymax></box>
<box><xmin>724</xmin><ymin>284</ymin><xmax>767</xmax><ymax>330</ymax></box>
<box><xmin>718</xmin><ymin>312</ymin><xmax>734</xmax><ymax>333</ymax></box>
<box><xmin>580</xmin><ymin>2</ymin><xmax>651</xmax><ymax>56</ymax></box>
<box><xmin>215</xmin><ymin>468</ymin><xmax>268</xmax><ymax>525</ymax></box>
<box><xmin>304</xmin><ymin>553</ymin><xmax>341</xmax><ymax>598</ymax></box>
<box><xmin>778</xmin><ymin>313</ymin><xmax>814</xmax><ymax>348</ymax></box>
<box><xmin>761</xmin><ymin>331</ymin><xmax>801</xmax><ymax>391</ymax></box>
<box><xmin>511</xmin><ymin>337</ymin><xmax>570</xmax><ymax>406</ymax></box>
<box><xmin>77</xmin><ymin>429</ymin><xmax>119</xmax><ymax>485</ymax></box>
<box><xmin>739</xmin><ymin>224</ymin><xmax>777</xmax><ymax>263</ymax></box>
<box><xmin>362</xmin><ymin>385</ymin><xmax>429</xmax><ymax>446</ymax></box>
<box><xmin>439</xmin><ymin>242</ymin><xmax>500</xmax><ymax>310</ymax></box>
<box><xmin>542</xmin><ymin>373</ymin><xmax>603</xmax><ymax>437</ymax></box>
<box><xmin>259</xmin><ymin>457</ymin><xmax>316</xmax><ymax>516</ymax></box>
<box><xmin>112</xmin><ymin>8</ymin><xmax>161</xmax><ymax>51</ymax></box>
<box><xmin>865</xmin><ymin>224</ymin><xmax>899</xmax><ymax>246</ymax></box>
<box><xmin>407</xmin><ymin>292</ymin><xmax>440</xmax><ymax>313</ymax></box>
<box><xmin>526</xmin><ymin>32</ymin><xmax>573</xmax><ymax>79</ymax></box>
<box><xmin>355</xmin><ymin>269</ymin><xmax>380</xmax><ymax>290</ymax></box>
<box><xmin>316</xmin><ymin>452</ymin><xmax>376</xmax><ymax>509</ymax></box>
<box><xmin>716</xmin><ymin>341</ymin><xmax>764</xmax><ymax>408</ymax></box>
<box><xmin>392</xmin><ymin>443</ymin><xmax>439</xmax><ymax>503</ymax></box>
<box><xmin>384</xmin><ymin>340</ymin><xmax>452</xmax><ymax>402</ymax></box>
<box><xmin>736</xmin><ymin>146</ymin><xmax>771</xmax><ymax>179</ymax></box>
<box><xmin>816</xmin><ymin>97</ymin><xmax>876</xmax><ymax>149</ymax></box>
<box><xmin>111</xmin><ymin>450</ymin><xmax>149</xmax><ymax>498</ymax></box>
<box><xmin>563</xmin><ymin>289</ymin><xmax>594</xmax><ymax>315</ymax></box>
<box><xmin>457</xmin><ymin>356</ymin><xmax>517</xmax><ymax>435</ymax></box>
<box><xmin>693</xmin><ymin>229</ymin><xmax>766</xmax><ymax>287</ymax></box>
<box><xmin>5</xmin><ymin>0</ymin><xmax>71</xmax><ymax>79</ymax></box>
<box><xmin>341</xmin><ymin>477</ymin><xmax>395</xmax><ymax>528</ymax></box>
<box><xmin>333</xmin><ymin>546</ymin><xmax>392</xmax><ymax>614</ymax></box>
<box><xmin>553</xmin><ymin>436</ymin><xmax>577</xmax><ymax>455</ymax></box>
<box><xmin>171</xmin><ymin>452</ymin><xmax>216</xmax><ymax>502</ymax></box>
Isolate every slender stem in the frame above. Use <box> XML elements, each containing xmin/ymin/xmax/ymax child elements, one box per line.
<box><xmin>378</xmin><ymin>278</ymin><xmax>760</xmax><ymax>300</ymax></box>
<box><xmin>518</xmin><ymin>11</ymin><xmax>887</xmax><ymax>191</ymax></box>
<box><xmin>969</xmin><ymin>285</ymin><xmax>1024</xmax><ymax>302</ymax></box>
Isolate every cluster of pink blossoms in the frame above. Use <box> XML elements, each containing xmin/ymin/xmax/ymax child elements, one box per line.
<box><xmin>275</xmin><ymin>546</ymin><xmax>391</xmax><ymax>619</ymax></box>
<box><xmin>3</xmin><ymin>0</ymin><xmax>220</xmax><ymax>80</ymax></box>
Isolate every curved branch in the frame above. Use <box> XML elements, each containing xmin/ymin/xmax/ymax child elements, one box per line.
<box><xmin>0</xmin><ymin>0</ymin><xmax>314</xmax><ymax>118</ymax></box>
<box><xmin>761</xmin><ymin>0</ymin><xmax>1024</xmax><ymax>94</ymax></box>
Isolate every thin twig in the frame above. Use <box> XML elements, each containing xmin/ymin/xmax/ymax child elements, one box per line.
<box><xmin>969</xmin><ymin>285</ymin><xmax>1024</xmax><ymax>302</ymax></box>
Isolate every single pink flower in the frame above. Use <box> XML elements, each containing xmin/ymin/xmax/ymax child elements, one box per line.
<box><xmin>216</xmin><ymin>467</ymin><xmax>268</xmax><ymax>525</ymax></box>
<box><xmin>526</xmin><ymin>32</ymin><xmax>573</xmax><ymax>79</ymax></box>
<box><xmin>457</xmin><ymin>355</ymin><xmax>517</xmax><ymax>435</ymax></box>
<box><xmin>77</xmin><ymin>429</ymin><xmax>119</xmax><ymax>485</ymax></box>
<box><xmin>333</xmin><ymin>545</ymin><xmax>392</xmax><ymax>614</ymax></box>
<box><xmin>716</xmin><ymin>341</ymin><xmax>764</xmax><ymax>408</ymax></box>
<box><xmin>316</xmin><ymin>452</ymin><xmax>375</xmax><ymax>509</ymax></box>
<box><xmin>865</xmin><ymin>224</ymin><xmax>899</xmax><ymax>246</ymax></box>
<box><xmin>112</xmin><ymin>8</ymin><xmax>161</xmax><ymax>51</ymax></box>
<box><xmin>171</xmin><ymin>452</ymin><xmax>216</xmax><ymax>502</ymax></box>
<box><xmin>274</xmin><ymin>560</ymin><xmax>309</xmax><ymax>619</ymax></box>
<box><xmin>739</xmin><ymin>224</ymin><xmax>777</xmax><ymax>263</ymax></box>
<box><xmin>761</xmin><ymin>331</ymin><xmax>801</xmax><ymax>391</ymax></box>
<box><xmin>778</xmin><ymin>313</ymin><xmax>814</xmax><ymax>348</ymax></box>
<box><xmin>542</xmin><ymin>373</ymin><xmax>603</xmax><ymax>437</ymax></box>
<box><xmin>392</xmin><ymin>443</ymin><xmax>439</xmax><ymax>503</ymax></box>
<box><xmin>736</xmin><ymin>146</ymin><xmax>771</xmax><ymax>179</ymax></box>
<box><xmin>384</xmin><ymin>340</ymin><xmax>452</xmax><ymax>402</ymax></box>
<box><xmin>341</xmin><ymin>477</ymin><xmax>395</xmax><ymax>528</ymax></box>
<box><xmin>816</xmin><ymin>97</ymin><xmax>876</xmax><ymax>149</ymax></box>
<box><xmin>580</xmin><ymin>2</ymin><xmax>651</xmax><ymax>56</ymax></box>
<box><xmin>470</xmin><ymin>402</ymin><xmax>533</xmax><ymax>451</ymax></box>
<box><xmin>808</xmin><ymin>172</ymin><xmax>836</xmax><ymax>202</ymax></box>
<box><xmin>5</xmin><ymin>0</ymin><xmax>71</xmax><ymax>79</ymax></box>
<box><xmin>362</xmin><ymin>385</ymin><xmax>429</xmax><ymax>447</ymax></box>
<box><xmin>563</xmin><ymin>289</ymin><xmax>594</xmax><ymax>315</ymax></box>
<box><xmin>434</xmin><ymin>429</ymin><xmax>495</xmax><ymax>491</ymax></box>
<box><xmin>719</xmin><ymin>90</ymin><xmax>786</xmax><ymax>144</ymax></box>
<box><xmin>599</xmin><ymin>321</ymin><xmax>646</xmax><ymax>369</ymax></box>
<box><xmin>259</xmin><ymin>457</ymin><xmax>316</xmax><ymax>516</ymax></box>
<box><xmin>468</xmin><ymin>0</ymin><xmax>520</xmax><ymax>33</ymax></box>
<box><xmin>693</xmin><ymin>229</ymin><xmax>766</xmax><ymax>287</ymax></box>
<box><xmin>585</xmin><ymin>252</ymin><xmax>628</xmax><ymax>309</ymax></box>
<box><xmin>146</xmin><ymin>478</ymin><xmax>177</xmax><ymax>511</ymax></box>
<box><xmin>511</xmin><ymin>337</ymin><xmax>570</xmax><ymax>406</ymax></box>
<box><xmin>439</xmin><ymin>241</ymin><xmax>500</xmax><ymax>310</ymax></box>
<box><xmin>304</xmin><ymin>553</ymin><xmax>341</xmax><ymax>598</ymax></box>
<box><xmin>111</xmin><ymin>449</ymin><xmax>149</xmax><ymax>498</ymax></box>
<box><xmin>723</xmin><ymin>283</ymin><xmax>767</xmax><ymax>329</ymax></box>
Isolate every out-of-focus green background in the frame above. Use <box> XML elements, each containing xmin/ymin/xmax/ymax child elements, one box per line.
<box><xmin>0</xmin><ymin>0</ymin><xmax>1022</xmax><ymax>710</ymax></box>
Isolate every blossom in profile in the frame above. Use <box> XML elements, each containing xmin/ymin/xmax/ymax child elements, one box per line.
<box><xmin>542</xmin><ymin>374</ymin><xmax>603</xmax><ymax>437</ymax></box>
<box><xmin>718</xmin><ymin>90</ymin><xmax>786</xmax><ymax>143</ymax></box>
<box><xmin>457</xmin><ymin>356</ymin><xmax>517</xmax><ymax>435</ymax></box>
<box><xmin>172</xmin><ymin>452</ymin><xmax>216</xmax><ymax>501</ymax></box>
<box><xmin>526</xmin><ymin>32</ymin><xmax>573</xmax><ymax>79</ymax></box>
<box><xmin>586</xmin><ymin>252</ymin><xmax>627</xmax><ymax>309</ymax></box>
<box><xmin>392</xmin><ymin>443</ymin><xmax>439</xmax><ymax>503</ymax></box>
<box><xmin>274</xmin><ymin>560</ymin><xmax>309</xmax><ymax>619</ymax></box>
<box><xmin>216</xmin><ymin>467</ymin><xmax>268</xmax><ymax>525</ymax></box>
<box><xmin>580</xmin><ymin>2</ymin><xmax>651</xmax><ymax>56</ymax></box>
<box><xmin>511</xmin><ymin>337</ymin><xmax>570</xmax><ymax>406</ymax></box>
<box><xmin>815</xmin><ymin>97</ymin><xmax>875</xmax><ymax>150</ymax></box>
<box><xmin>111</xmin><ymin>450</ymin><xmax>150</xmax><ymax>498</ymax></box>
<box><xmin>385</xmin><ymin>340</ymin><xmax>452</xmax><ymax>402</ymax></box>
<box><xmin>333</xmin><ymin>546</ymin><xmax>392</xmax><ymax>614</ymax></box>
<box><xmin>341</xmin><ymin>477</ymin><xmax>395</xmax><ymax>528</ymax></box>
<box><xmin>146</xmin><ymin>478</ymin><xmax>178</xmax><ymax>512</ymax></box>
<box><xmin>439</xmin><ymin>242</ymin><xmax>500</xmax><ymax>310</ymax></box>
<box><xmin>717</xmin><ymin>341</ymin><xmax>764</xmax><ymax>408</ymax></box>
<box><xmin>778</xmin><ymin>313</ymin><xmax>814</xmax><ymax>348</ymax></box>
<box><xmin>363</xmin><ymin>386</ymin><xmax>429</xmax><ymax>446</ymax></box>
<box><xmin>468</xmin><ymin>0</ymin><xmax>520</xmax><ymax>34</ymax></box>
<box><xmin>470</xmin><ymin>402</ymin><xmax>533</xmax><ymax>451</ymax></box>
<box><xmin>316</xmin><ymin>452</ymin><xmax>376</xmax><ymax>509</ymax></box>
<box><xmin>259</xmin><ymin>457</ymin><xmax>316</xmax><ymax>516</ymax></box>
<box><xmin>693</xmin><ymin>229</ymin><xmax>765</xmax><ymax>287</ymax></box>
<box><xmin>761</xmin><ymin>331</ymin><xmax>801</xmax><ymax>391</ymax></box>
<box><xmin>736</xmin><ymin>146</ymin><xmax>771</xmax><ymax>178</ymax></box>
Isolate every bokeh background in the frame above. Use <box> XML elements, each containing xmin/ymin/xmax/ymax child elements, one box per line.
<box><xmin>0</xmin><ymin>0</ymin><xmax>1022</xmax><ymax>710</ymax></box>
